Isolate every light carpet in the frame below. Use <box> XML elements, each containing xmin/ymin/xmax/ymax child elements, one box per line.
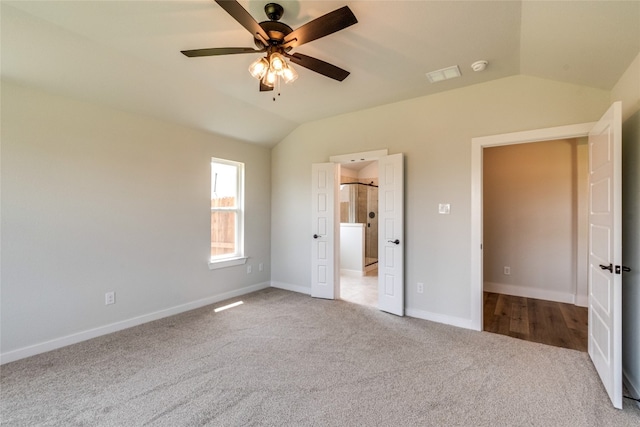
<box><xmin>1</xmin><ymin>288</ymin><xmax>639</xmax><ymax>426</ymax></box>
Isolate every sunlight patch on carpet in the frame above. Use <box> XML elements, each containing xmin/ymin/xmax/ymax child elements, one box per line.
<box><xmin>214</xmin><ymin>301</ymin><xmax>243</xmax><ymax>313</ymax></box>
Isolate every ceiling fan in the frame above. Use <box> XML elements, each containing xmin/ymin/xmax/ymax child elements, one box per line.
<box><xmin>181</xmin><ymin>0</ymin><xmax>358</xmax><ymax>93</ymax></box>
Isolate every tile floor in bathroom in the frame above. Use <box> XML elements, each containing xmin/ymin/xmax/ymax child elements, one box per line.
<box><xmin>340</xmin><ymin>267</ymin><xmax>378</xmax><ymax>307</ymax></box>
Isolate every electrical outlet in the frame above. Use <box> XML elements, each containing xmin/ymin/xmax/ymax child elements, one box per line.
<box><xmin>247</xmin><ymin>265</ymin><xmax>252</xmax><ymax>274</ymax></box>
<box><xmin>259</xmin><ymin>263</ymin><xmax>264</xmax><ymax>272</ymax></box>
<box><xmin>105</xmin><ymin>291</ymin><xmax>115</xmax><ymax>305</ymax></box>
<box><xmin>417</xmin><ymin>282</ymin><xmax>424</xmax><ymax>294</ymax></box>
<box><xmin>504</xmin><ymin>266</ymin><xmax>511</xmax><ymax>275</ymax></box>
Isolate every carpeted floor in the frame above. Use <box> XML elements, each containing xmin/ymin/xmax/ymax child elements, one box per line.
<box><xmin>1</xmin><ymin>288</ymin><xmax>639</xmax><ymax>426</ymax></box>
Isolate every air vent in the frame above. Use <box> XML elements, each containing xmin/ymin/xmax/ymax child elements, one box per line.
<box><xmin>426</xmin><ymin>65</ymin><xmax>461</xmax><ymax>83</ymax></box>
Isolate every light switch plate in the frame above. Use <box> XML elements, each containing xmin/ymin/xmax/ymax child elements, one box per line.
<box><xmin>438</xmin><ymin>203</ymin><xmax>451</xmax><ymax>214</ymax></box>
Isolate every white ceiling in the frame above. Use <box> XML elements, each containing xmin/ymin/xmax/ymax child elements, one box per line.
<box><xmin>2</xmin><ymin>1</ymin><xmax>638</xmax><ymax>146</ymax></box>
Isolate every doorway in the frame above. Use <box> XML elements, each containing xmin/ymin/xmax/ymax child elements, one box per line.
<box><xmin>338</xmin><ymin>161</ymin><xmax>379</xmax><ymax>307</ymax></box>
<box><xmin>311</xmin><ymin>149</ymin><xmax>404</xmax><ymax>315</ymax></box>
<box><xmin>481</xmin><ymin>138</ymin><xmax>589</xmax><ymax>351</ymax></box>
<box><xmin>470</xmin><ymin>123</ymin><xmax>594</xmax><ymax>330</ymax></box>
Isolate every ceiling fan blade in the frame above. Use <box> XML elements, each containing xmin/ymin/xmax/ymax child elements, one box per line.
<box><xmin>283</xmin><ymin>6</ymin><xmax>357</xmax><ymax>48</ymax></box>
<box><xmin>181</xmin><ymin>47</ymin><xmax>265</xmax><ymax>57</ymax></box>
<box><xmin>260</xmin><ymin>81</ymin><xmax>274</xmax><ymax>92</ymax></box>
<box><xmin>215</xmin><ymin>0</ymin><xmax>269</xmax><ymax>42</ymax></box>
<box><xmin>285</xmin><ymin>52</ymin><xmax>350</xmax><ymax>81</ymax></box>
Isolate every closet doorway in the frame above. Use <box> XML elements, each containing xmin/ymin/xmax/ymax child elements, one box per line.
<box><xmin>482</xmin><ymin>138</ymin><xmax>589</xmax><ymax>351</ymax></box>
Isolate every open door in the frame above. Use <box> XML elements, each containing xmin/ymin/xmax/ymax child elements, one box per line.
<box><xmin>588</xmin><ymin>101</ymin><xmax>622</xmax><ymax>409</ymax></box>
<box><xmin>311</xmin><ymin>163</ymin><xmax>340</xmax><ymax>299</ymax></box>
<box><xmin>378</xmin><ymin>153</ymin><xmax>404</xmax><ymax>315</ymax></box>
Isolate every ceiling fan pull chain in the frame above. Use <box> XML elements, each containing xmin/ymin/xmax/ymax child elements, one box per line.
<box><xmin>274</xmin><ymin>76</ymin><xmax>282</xmax><ymax>101</ymax></box>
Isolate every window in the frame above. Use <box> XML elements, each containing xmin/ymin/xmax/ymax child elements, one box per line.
<box><xmin>209</xmin><ymin>158</ymin><xmax>245</xmax><ymax>268</ymax></box>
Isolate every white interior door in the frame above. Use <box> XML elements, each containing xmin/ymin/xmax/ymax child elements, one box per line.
<box><xmin>311</xmin><ymin>163</ymin><xmax>339</xmax><ymax>299</ymax></box>
<box><xmin>588</xmin><ymin>101</ymin><xmax>622</xmax><ymax>409</ymax></box>
<box><xmin>378</xmin><ymin>153</ymin><xmax>404</xmax><ymax>315</ymax></box>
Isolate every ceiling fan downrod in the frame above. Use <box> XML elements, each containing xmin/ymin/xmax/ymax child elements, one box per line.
<box><xmin>264</xmin><ymin>3</ymin><xmax>284</xmax><ymax>21</ymax></box>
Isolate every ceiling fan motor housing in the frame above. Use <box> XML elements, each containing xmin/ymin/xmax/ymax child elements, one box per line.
<box><xmin>254</xmin><ymin>20</ymin><xmax>293</xmax><ymax>49</ymax></box>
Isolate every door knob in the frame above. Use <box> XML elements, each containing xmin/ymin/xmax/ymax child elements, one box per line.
<box><xmin>388</xmin><ymin>239</ymin><xmax>400</xmax><ymax>245</ymax></box>
<box><xmin>600</xmin><ymin>263</ymin><xmax>613</xmax><ymax>272</ymax></box>
<box><xmin>313</xmin><ymin>234</ymin><xmax>319</xmax><ymax>239</ymax></box>
<box><xmin>615</xmin><ymin>265</ymin><xmax>632</xmax><ymax>274</ymax></box>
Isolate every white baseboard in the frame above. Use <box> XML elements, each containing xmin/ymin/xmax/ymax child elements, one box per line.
<box><xmin>623</xmin><ymin>369</ymin><xmax>640</xmax><ymax>409</ymax></box>
<box><xmin>406</xmin><ymin>307</ymin><xmax>478</xmax><ymax>331</ymax></box>
<box><xmin>0</xmin><ymin>281</ymin><xmax>271</xmax><ymax>365</ymax></box>
<box><xmin>575</xmin><ymin>294</ymin><xmax>589</xmax><ymax>307</ymax></box>
<box><xmin>484</xmin><ymin>282</ymin><xmax>581</xmax><ymax>305</ymax></box>
<box><xmin>270</xmin><ymin>281</ymin><xmax>311</xmax><ymax>295</ymax></box>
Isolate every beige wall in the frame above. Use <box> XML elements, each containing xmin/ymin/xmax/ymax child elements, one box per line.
<box><xmin>271</xmin><ymin>74</ymin><xmax>610</xmax><ymax>323</ymax></box>
<box><xmin>340</xmin><ymin>167</ymin><xmax>359</xmax><ymax>183</ymax></box>
<box><xmin>483</xmin><ymin>139</ymin><xmax>588</xmax><ymax>304</ymax></box>
<box><xmin>358</xmin><ymin>162</ymin><xmax>379</xmax><ymax>185</ymax></box>
<box><xmin>1</xmin><ymin>82</ymin><xmax>272</xmax><ymax>359</ymax></box>
<box><xmin>611</xmin><ymin>52</ymin><xmax>640</xmax><ymax>121</ymax></box>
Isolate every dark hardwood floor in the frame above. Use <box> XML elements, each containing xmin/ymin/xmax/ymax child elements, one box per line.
<box><xmin>483</xmin><ymin>292</ymin><xmax>588</xmax><ymax>352</ymax></box>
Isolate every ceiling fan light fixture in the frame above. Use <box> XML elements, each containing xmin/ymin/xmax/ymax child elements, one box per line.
<box><xmin>252</xmin><ymin>50</ymin><xmax>298</xmax><ymax>89</ymax></box>
<box><xmin>248</xmin><ymin>57</ymin><xmax>269</xmax><ymax>79</ymax></box>
<box><xmin>265</xmin><ymin>69</ymin><xmax>277</xmax><ymax>86</ymax></box>
<box><xmin>269</xmin><ymin>52</ymin><xmax>286</xmax><ymax>72</ymax></box>
<box><xmin>281</xmin><ymin>65</ymin><xmax>298</xmax><ymax>84</ymax></box>
<box><xmin>261</xmin><ymin>77</ymin><xmax>275</xmax><ymax>88</ymax></box>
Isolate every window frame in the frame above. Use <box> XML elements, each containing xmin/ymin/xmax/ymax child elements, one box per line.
<box><xmin>208</xmin><ymin>157</ymin><xmax>246</xmax><ymax>270</ymax></box>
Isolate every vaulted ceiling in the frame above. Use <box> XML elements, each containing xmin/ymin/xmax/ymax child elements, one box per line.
<box><xmin>2</xmin><ymin>1</ymin><xmax>638</xmax><ymax>146</ymax></box>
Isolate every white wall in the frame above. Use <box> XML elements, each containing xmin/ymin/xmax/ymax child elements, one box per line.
<box><xmin>339</xmin><ymin>223</ymin><xmax>365</xmax><ymax>273</ymax></box>
<box><xmin>483</xmin><ymin>139</ymin><xmax>588</xmax><ymax>304</ymax></box>
<box><xmin>271</xmin><ymin>75</ymin><xmax>610</xmax><ymax>324</ymax></box>
<box><xmin>1</xmin><ymin>82</ymin><xmax>271</xmax><ymax>361</ymax></box>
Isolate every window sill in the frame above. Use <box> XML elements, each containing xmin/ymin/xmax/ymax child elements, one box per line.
<box><xmin>208</xmin><ymin>257</ymin><xmax>248</xmax><ymax>270</ymax></box>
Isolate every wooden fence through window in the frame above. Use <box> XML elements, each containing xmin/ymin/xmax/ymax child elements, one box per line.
<box><xmin>211</xmin><ymin>196</ymin><xmax>236</xmax><ymax>257</ymax></box>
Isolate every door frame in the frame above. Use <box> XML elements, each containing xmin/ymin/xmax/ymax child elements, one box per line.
<box><xmin>470</xmin><ymin>122</ymin><xmax>595</xmax><ymax>331</ymax></box>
